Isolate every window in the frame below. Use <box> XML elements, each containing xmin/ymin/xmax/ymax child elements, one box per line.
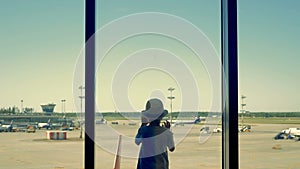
<box><xmin>0</xmin><ymin>1</ymin><xmax>84</xmax><ymax>168</ymax></box>
<box><xmin>238</xmin><ymin>1</ymin><xmax>300</xmax><ymax>168</ymax></box>
<box><xmin>93</xmin><ymin>1</ymin><xmax>223</xmax><ymax>169</ymax></box>
<box><xmin>1</xmin><ymin>1</ymin><xmax>242</xmax><ymax>169</ymax></box>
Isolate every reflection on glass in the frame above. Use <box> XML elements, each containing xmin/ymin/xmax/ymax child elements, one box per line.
<box><xmin>95</xmin><ymin>1</ymin><xmax>221</xmax><ymax>169</ymax></box>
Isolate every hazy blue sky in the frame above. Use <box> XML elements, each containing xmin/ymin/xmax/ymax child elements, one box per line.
<box><xmin>0</xmin><ymin>0</ymin><xmax>299</xmax><ymax>112</ymax></box>
<box><xmin>238</xmin><ymin>0</ymin><xmax>300</xmax><ymax>112</ymax></box>
<box><xmin>0</xmin><ymin>0</ymin><xmax>84</xmax><ymax>112</ymax></box>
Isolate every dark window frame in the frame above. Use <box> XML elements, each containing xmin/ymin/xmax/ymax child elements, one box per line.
<box><xmin>221</xmin><ymin>0</ymin><xmax>239</xmax><ymax>169</ymax></box>
<box><xmin>85</xmin><ymin>1</ymin><xmax>95</xmax><ymax>169</ymax></box>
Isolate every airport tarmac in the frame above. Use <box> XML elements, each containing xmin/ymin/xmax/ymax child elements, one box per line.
<box><xmin>0</xmin><ymin>123</ymin><xmax>299</xmax><ymax>169</ymax></box>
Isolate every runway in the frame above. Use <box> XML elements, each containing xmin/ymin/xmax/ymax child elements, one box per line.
<box><xmin>0</xmin><ymin>123</ymin><xmax>299</xmax><ymax>169</ymax></box>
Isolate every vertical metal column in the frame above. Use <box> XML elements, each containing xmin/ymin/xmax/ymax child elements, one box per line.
<box><xmin>85</xmin><ymin>0</ymin><xmax>95</xmax><ymax>168</ymax></box>
<box><xmin>221</xmin><ymin>0</ymin><xmax>239</xmax><ymax>169</ymax></box>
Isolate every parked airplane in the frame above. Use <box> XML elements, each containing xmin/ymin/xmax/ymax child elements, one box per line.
<box><xmin>0</xmin><ymin>120</ymin><xmax>14</xmax><ymax>132</ymax></box>
<box><xmin>37</xmin><ymin>119</ymin><xmax>52</xmax><ymax>130</ymax></box>
<box><xmin>172</xmin><ymin>117</ymin><xmax>201</xmax><ymax>127</ymax></box>
<box><xmin>274</xmin><ymin>127</ymin><xmax>300</xmax><ymax>140</ymax></box>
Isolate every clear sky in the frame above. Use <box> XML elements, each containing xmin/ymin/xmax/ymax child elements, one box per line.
<box><xmin>0</xmin><ymin>0</ymin><xmax>299</xmax><ymax>113</ymax></box>
<box><xmin>0</xmin><ymin>0</ymin><xmax>84</xmax><ymax>112</ymax></box>
<box><xmin>238</xmin><ymin>0</ymin><xmax>300</xmax><ymax>112</ymax></box>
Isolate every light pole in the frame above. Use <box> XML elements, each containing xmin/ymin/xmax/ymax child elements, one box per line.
<box><xmin>79</xmin><ymin>85</ymin><xmax>85</xmax><ymax>139</ymax></box>
<box><xmin>61</xmin><ymin>99</ymin><xmax>66</xmax><ymax>114</ymax></box>
<box><xmin>20</xmin><ymin>100</ymin><xmax>23</xmax><ymax>113</ymax></box>
<box><xmin>64</xmin><ymin>100</ymin><xmax>66</xmax><ymax>113</ymax></box>
<box><xmin>241</xmin><ymin>95</ymin><xmax>247</xmax><ymax>125</ymax></box>
<box><xmin>168</xmin><ymin>87</ymin><xmax>175</xmax><ymax>124</ymax></box>
<box><xmin>241</xmin><ymin>95</ymin><xmax>246</xmax><ymax>114</ymax></box>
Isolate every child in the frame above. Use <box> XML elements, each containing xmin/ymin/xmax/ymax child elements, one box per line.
<box><xmin>135</xmin><ymin>98</ymin><xmax>175</xmax><ymax>169</ymax></box>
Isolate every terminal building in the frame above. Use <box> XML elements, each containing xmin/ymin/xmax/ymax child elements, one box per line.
<box><xmin>40</xmin><ymin>103</ymin><xmax>56</xmax><ymax>114</ymax></box>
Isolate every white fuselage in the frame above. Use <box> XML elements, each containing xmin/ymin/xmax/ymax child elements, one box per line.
<box><xmin>282</xmin><ymin>128</ymin><xmax>300</xmax><ymax>136</ymax></box>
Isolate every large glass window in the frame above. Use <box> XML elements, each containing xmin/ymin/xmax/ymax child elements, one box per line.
<box><xmin>94</xmin><ymin>1</ymin><xmax>222</xmax><ymax>169</ymax></box>
<box><xmin>238</xmin><ymin>1</ymin><xmax>300</xmax><ymax>168</ymax></box>
<box><xmin>0</xmin><ymin>1</ymin><xmax>84</xmax><ymax>168</ymax></box>
<box><xmin>1</xmin><ymin>1</ymin><xmax>250</xmax><ymax>168</ymax></box>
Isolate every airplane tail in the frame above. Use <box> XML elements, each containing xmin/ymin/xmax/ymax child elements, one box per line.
<box><xmin>274</xmin><ymin>132</ymin><xmax>285</xmax><ymax>140</ymax></box>
<box><xmin>8</xmin><ymin>120</ymin><xmax>14</xmax><ymax>132</ymax></box>
<box><xmin>113</xmin><ymin>135</ymin><xmax>122</xmax><ymax>169</ymax></box>
<box><xmin>194</xmin><ymin>117</ymin><xmax>200</xmax><ymax>123</ymax></box>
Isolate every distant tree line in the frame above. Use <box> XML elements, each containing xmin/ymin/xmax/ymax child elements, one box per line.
<box><xmin>240</xmin><ymin>112</ymin><xmax>300</xmax><ymax>118</ymax></box>
<box><xmin>102</xmin><ymin>111</ymin><xmax>300</xmax><ymax>118</ymax></box>
<box><xmin>1</xmin><ymin>108</ymin><xmax>300</xmax><ymax>118</ymax></box>
<box><xmin>0</xmin><ymin>106</ymin><xmax>34</xmax><ymax>114</ymax></box>
<box><xmin>0</xmin><ymin>106</ymin><xmax>18</xmax><ymax>114</ymax></box>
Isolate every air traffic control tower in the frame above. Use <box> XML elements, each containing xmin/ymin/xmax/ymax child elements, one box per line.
<box><xmin>41</xmin><ymin>103</ymin><xmax>56</xmax><ymax>114</ymax></box>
